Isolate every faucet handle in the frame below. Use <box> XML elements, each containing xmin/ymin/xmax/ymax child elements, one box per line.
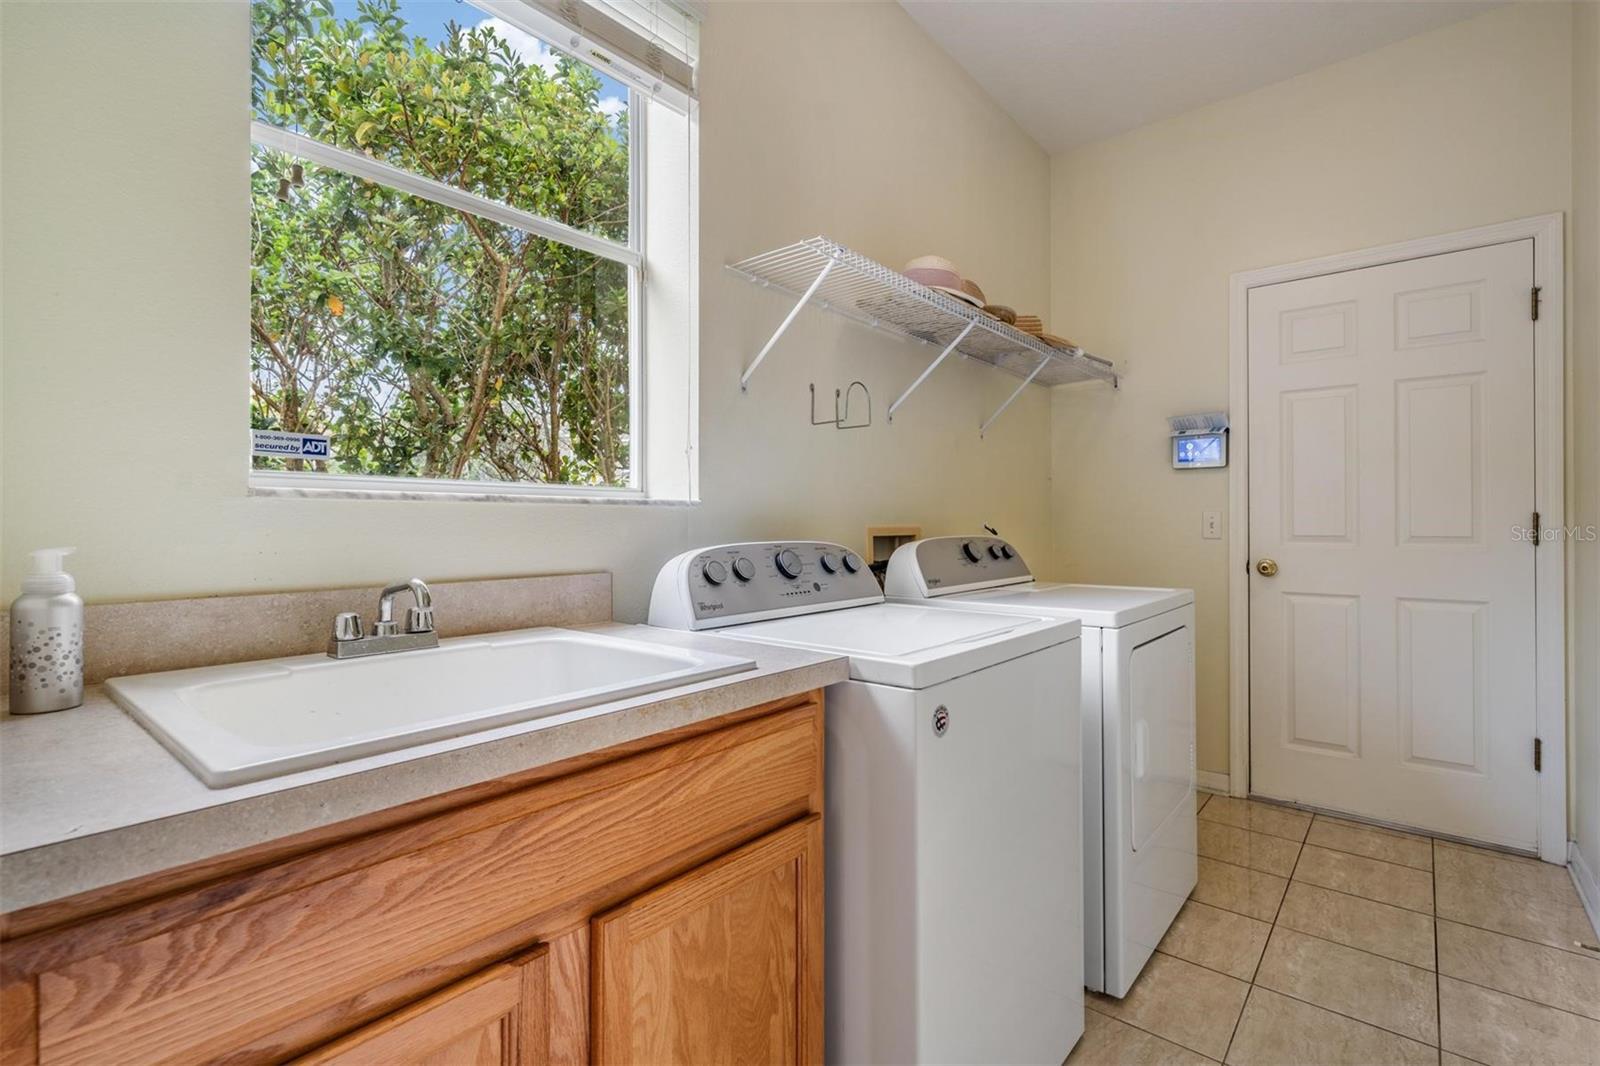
<box><xmin>333</xmin><ymin>612</ymin><xmax>364</xmax><ymax>642</ymax></box>
<box><xmin>406</xmin><ymin>606</ymin><xmax>435</xmax><ymax>634</ymax></box>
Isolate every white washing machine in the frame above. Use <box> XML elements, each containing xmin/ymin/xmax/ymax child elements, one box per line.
<box><xmin>886</xmin><ymin>536</ymin><xmax>1196</xmax><ymax>999</ymax></box>
<box><xmin>649</xmin><ymin>541</ymin><xmax>1084</xmax><ymax>1065</ymax></box>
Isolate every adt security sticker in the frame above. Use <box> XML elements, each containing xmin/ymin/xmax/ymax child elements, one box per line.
<box><xmin>252</xmin><ymin>430</ymin><xmax>332</xmax><ymax>459</ymax></box>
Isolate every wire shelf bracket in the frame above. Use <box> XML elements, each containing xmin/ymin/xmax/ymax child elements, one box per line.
<box><xmin>888</xmin><ymin>319</ymin><xmax>975</xmax><ymax>422</ymax></box>
<box><xmin>728</xmin><ymin>237</ymin><xmax>1117</xmax><ymax>433</ymax></box>
<box><xmin>739</xmin><ymin>258</ymin><xmax>835</xmax><ymax>392</ymax></box>
<box><xmin>980</xmin><ymin>355</ymin><xmax>1052</xmax><ymax>438</ymax></box>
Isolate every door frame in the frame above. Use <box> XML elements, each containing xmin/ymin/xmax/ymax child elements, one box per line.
<box><xmin>1226</xmin><ymin>213</ymin><xmax>1567</xmax><ymax>862</ymax></box>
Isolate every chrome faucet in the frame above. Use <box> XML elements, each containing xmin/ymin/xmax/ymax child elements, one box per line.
<box><xmin>328</xmin><ymin>578</ymin><xmax>440</xmax><ymax>659</ymax></box>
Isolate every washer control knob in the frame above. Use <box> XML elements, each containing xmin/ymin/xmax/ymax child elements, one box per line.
<box><xmin>1001</xmin><ymin>544</ymin><xmax>1015</xmax><ymax>559</ymax></box>
<box><xmin>701</xmin><ymin>560</ymin><xmax>727</xmax><ymax>586</ymax></box>
<box><xmin>775</xmin><ymin>548</ymin><xmax>804</xmax><ymax>579</ymax></box>
<box><xmin>818</xmin><ymin>552</ymin><xmax>840</xmax><ymax>574</ymax></box>
<box><xmin>988</xmin><ymin>544</ymin><xmax>1003</xmax><ymax>559</ymax></box>
<box><xmin>840</xmin><ymin>552</ymin><xmax>862</xmax><ymax>573</ymax></box>
<box><xmin>961</xmin><ymin>541</ymin><xmax>982</xmax><ymax>563</ymax></box>
<box><xmin>732</xmin><ymin>557</ymin><xmax>756</xmax><ymax>582</ymax></box>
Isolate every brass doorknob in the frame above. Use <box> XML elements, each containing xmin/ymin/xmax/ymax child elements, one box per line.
<box><xmin>1256</xmin><ymin>558</ymin><xmax>1279</xmax><ymax>577</ymax></box>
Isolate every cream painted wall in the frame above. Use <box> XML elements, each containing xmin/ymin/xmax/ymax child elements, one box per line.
<box><xmin>0</xmin><ymin>1</ymin><xmax>1054</xmax><ymax>619</ymax></box>
<box><xmin>1572</xmin><ymin>2</ymin><xmax>1599</xmax><ymax>876</ymax></box>
<box><xmin>1047</xmin><ymin>3</ymin><xmax>1577</xmax><ymax>777</ymax></box>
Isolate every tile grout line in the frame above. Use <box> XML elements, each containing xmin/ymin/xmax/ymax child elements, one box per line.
<box><xmin>1216</xmin><ymin>842</ymin><xmax>1595</xmax><ymax>1028</ymax></box>
<box><xmin>1096</xmin><ymin>803</ymin><xmax>1586</xmax><ymax>1064</ymax></box>
<box><xmin>1266</xmin><ymin>912</ymin><xmax>1436</xmax><ymax>973</ymax></box>
<box><xmin>1150</xmin><ymin>946</ymin><xmax>1256</xmax><ymax>985</ymax></box>
<box><xmin>1084</xmin><ymin>993</ymin><xmax>1226</xmax><ymax>1063</ymax></box>
<box><xmin>1237</xmin><ymin>836</ymin><xmax>1449</xmax><ymax>1055</ymax></box>
<box><xmin>1310</xmin><ymin>811</ymin><xmax>1435</xmax><ymax>845</ymax></box>
<box><xmin>1206</xmin><ymin>827</ymin><xmax>1432</xmax><ymax>876</ymax></box>
<box><xmin>1297</xmin><ymin>838</ymin><xmax>1436</xmax><ymax>876</ymax></box>
<box><xmin>1434</xmin><ymin>963</ymin><xmax>1600</xmax><ymax>1024</ymax></box>
<box><xmin>1280</xmin><ymin>840</ymin><xmax>1438</xmax><ymax>1051</ymax></box>
<box><xmin>1433</xmin><ymin>839</ymin><xmax>1443</xmax><ymax>1053</ymax></box>
<box><xmin>1434</xmin><ymin>854</ymin><xmax>1592</xmax><ymax>910</ymax></box>
<box><xmin>1431</xmin><ymin>907</ymin><xmax>1600</xmax><ymax>957</ymax></box>
<box><xmin>1195</xmin><ymin>843</ymin><xmax>1299</xmax><ymax>882</ymax></box>
<box><xmin>1218</xmin><ymin>832</ymin><xmax>1306</xmax><ymax>1062</ymax></box>
<box><xmin>1428</xmin><ymin>846</ymin><xmax>1597</xmax><ymax>956</ymax></box>
<box><xmin>1200</xmin><ymin>850</ymin><xmax>1434</xmax><ymax>917</ymax></box>
<box><xmin>1275</xmin><ymin>806</ymin><xmax>1531</xmax><ymax>865</ymax></box>
<box><xmin>1245</xmin><ymin>980</ymin><xmax>1443</xmax><ymax>1050</ymax></box>
<box><xmin>1197</xmin><ymin>811</ymin><xmax>1311</xmax><ymax>846</ymax></box>
<box><xmin>1200</xmin><ymin>844</ymin><xmax>1591</xmax><ymax>954</ymax></box>
<box><xmin>1251</xmin><ymin>836</ymin><xmax>1441</xmax><ymax>1053</ymax></box>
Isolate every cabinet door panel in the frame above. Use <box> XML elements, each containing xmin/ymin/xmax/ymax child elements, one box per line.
<box><xmin>294</xmin><ymin>947</ymin><xmax>546</xmax><ymax>1066</ymax></box>
<box><xmin>592</xmin><ymin>817</ymin><xmax>823</xmax><ymax>1066</ymax></box>
<box><xmin>24</xmin><ymin>703</ymin><xmax>818</xmax><ymax>1065</ymax></box>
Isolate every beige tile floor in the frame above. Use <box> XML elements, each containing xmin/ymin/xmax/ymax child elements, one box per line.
<box><xmin>1069</xmin><ymin>793</ymin><xmax>1600</xmax><ymax>1066</ymax></box>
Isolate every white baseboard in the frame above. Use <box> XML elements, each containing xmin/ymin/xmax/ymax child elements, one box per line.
<box><xmin>1570</xmin><ymin>842</ymin><xmax>1600</xmax><ymax>942</ymax></box>
<box><xmin>1196</xmin><ymin>770</ymin><xmax>1231</xmax><ymax>795</ymax></box>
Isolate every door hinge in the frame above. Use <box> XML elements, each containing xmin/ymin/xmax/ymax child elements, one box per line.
<box><xmin>1534</xmin><ymin>737</ymin><xmax>1543</xmax><ymax>772</ymax></box>
<box><xmin>1531</xmin><ymin>286</ymin><xmax>1542</xmax><ymax>321</ymax></box>
<box><xmin>1532</xmin><ymin>511</ymin><xmax>1541</xmax><ymax>546</ymax></box>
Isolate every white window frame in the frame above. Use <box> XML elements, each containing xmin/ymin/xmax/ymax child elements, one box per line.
<box><xmin>248</xmin><ymin>3</ymin><xmax>659</xmax><ymax>501</ymax></box>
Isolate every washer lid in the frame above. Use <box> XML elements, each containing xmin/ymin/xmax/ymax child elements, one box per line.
<box><xmin>943</xmin><ymin>583</ymin><xmax>1194</xmax><ymax>629</ymax></box>
<box><xmin>714</xmin><ymin>603</ymin><xmax>1079</xmax><ymax>689</ymax></box>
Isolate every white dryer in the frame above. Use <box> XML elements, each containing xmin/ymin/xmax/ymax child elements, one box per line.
<box><xmin>650</xmin><ymin>541</ymin><xmax>1084</xmax><ymax>1065</ymax></box>
<box><xmin>886</xmin><ymin>536</ymin><xmax>1196</xmax><ymax>999</ymax></box>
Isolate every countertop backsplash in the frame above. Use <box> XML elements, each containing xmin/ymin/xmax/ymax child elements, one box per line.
<box><xmin>1</xmin><ymin>572</ymin><xmax>611</xmax><ymax>694</ymax></box>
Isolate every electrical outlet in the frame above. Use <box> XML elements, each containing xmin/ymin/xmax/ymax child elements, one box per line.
<box><xmin>1202</xmin><ymin>510</ymin><xmax>1222</xmax><ymax>540</ymax></box>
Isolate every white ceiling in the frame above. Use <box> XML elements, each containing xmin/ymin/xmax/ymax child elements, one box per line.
<box><xmin>899</xmin><ymin>1</ymin><xmax>1501</xmax><ymax>153</ymax></box>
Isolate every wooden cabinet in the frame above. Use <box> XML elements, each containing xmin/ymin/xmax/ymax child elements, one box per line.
<box><xmin>295</xmin><ymin>948</ymin><xmax>548</xmax><ymax>1066</ymax></box>
<box><xmin>593</xmin><ymin>818</ymin><xmax>823</xmax><ymax>1066</ymax></box>
<box><xmin>0</xmin><ymin>691</ymin><xmax>825</xmax><ymax>1066</ymax></box>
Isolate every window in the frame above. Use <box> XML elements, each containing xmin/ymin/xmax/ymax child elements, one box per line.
<box><xmin>249</xmin><ymin>0</ymin><xmax>698</xmax><ymax>497</ymax></box>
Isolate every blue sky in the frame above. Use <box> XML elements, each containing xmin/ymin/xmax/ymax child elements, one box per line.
<box><xmin>328</xmin><ymin>0</ymin><xmax>630</xmax><ymax>122</ymax></box>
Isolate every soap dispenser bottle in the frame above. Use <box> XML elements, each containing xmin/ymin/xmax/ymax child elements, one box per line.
<box><xmin>8</xmin><ymin>548</ymin><xmax>84</xmax><ymax>714</ymax></box>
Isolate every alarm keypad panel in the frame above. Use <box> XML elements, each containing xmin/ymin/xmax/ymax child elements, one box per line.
<box><xmin>686</xmin><ymin>541</ymin><xmax>878</xmax><ymax>623</ymax></box>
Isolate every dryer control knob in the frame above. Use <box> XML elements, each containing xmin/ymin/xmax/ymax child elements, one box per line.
<box><xmin>840</xmin><ymin>552</ymin><xmax>862</xmax><ymax>573</ymax></box>
<box><xmin>988</xmin><ymin>544</ymin><xmax>1003</xmax><ymax>559</ymax></box>
<box><xmin>701</xmin><ymin>560</ymin><xmax>727</xmax><ymax>586</ymax></box>
<box><xmin>818</xmin><ymin>552</ymin><xmax>840</xmax><ymax>574</ymax></box>
<box><xmin>1001</xmin><ymin>544</ymin><xmax>1015</xmax><ymax>559</ymax></box>
<box><xmin>961</xmin><ymin>541</ymin><xmax>982</xmax><ymax>563</ymax></box>
<box><xmin>732</xmin><ymin>557</ymin><xmax>756</xmax><ymax>582</ymax></box>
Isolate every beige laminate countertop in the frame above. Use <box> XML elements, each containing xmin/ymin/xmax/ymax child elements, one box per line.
<box><xmin>0</xmin><ymin>623</ymin><xmax>847</xmax><ymax>916</ymax></box>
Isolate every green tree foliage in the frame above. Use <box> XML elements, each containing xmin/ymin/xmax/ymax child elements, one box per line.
<box><xmin>250</xmin><ymin>0</ymin><xmax>631</xmax><ymax>485</ymax></box>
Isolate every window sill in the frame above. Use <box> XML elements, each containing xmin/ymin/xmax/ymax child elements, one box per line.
<box><xmin>248</xmin><ymin>475</ymin><xmax>698</xmax><ymax>507</ymax></box>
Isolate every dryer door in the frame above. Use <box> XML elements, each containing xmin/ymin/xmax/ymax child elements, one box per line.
<box><xmin>1129</xmin><ymin>625</ymin><xmax>1194</xmax><ymax>851</ymax></box>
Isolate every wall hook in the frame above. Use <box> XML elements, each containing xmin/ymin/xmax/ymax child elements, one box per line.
<box><xmin>811</xmin><ymin>380</ymin><xmax>872</xmax><ymax>430</ymax></box>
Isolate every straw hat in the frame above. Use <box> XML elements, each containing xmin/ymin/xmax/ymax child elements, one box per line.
<box><xmin>903</xmin><ymin>255</ymin><xmax>986</xmax><ymax>308</ymax></box>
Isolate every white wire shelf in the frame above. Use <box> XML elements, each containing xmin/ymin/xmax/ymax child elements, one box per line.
<box><xmin>728</xmin><ymin>237</ymin><xmax>1117</xmax><ymax>432</ymax></box>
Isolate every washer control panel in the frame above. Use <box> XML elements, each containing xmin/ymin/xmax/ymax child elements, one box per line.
<box><xmin>649</xmin><ymin>541</ymin><xmax>882</xmax><ymax>629</ymax></box>
<box><xmin>883</xmin><ymin>536</ymin><xmax>1034</xmax><ymax>599</ymax></box>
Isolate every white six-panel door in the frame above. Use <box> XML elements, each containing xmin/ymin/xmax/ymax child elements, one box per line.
<box><xmin>1248</xmin><ymin>240</ymin><xmax>1538</xmax><ymax>848</ymax></box>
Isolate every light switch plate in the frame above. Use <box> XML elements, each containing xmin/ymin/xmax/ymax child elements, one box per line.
<box><xmin>1202</xmin><ymin>511</ymin><xmax>1222</xmax><ymax>539</ymax></box>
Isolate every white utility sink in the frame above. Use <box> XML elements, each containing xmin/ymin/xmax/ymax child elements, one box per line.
<box><xmin>106</xmin><ymin>628</ymin><xmax>755</xmax><ymax>788</ymax></box>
